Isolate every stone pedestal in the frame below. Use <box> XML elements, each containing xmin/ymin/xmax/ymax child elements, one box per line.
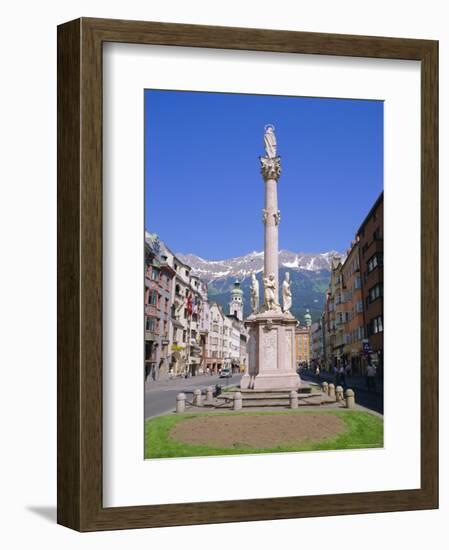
<box><xmin>240</xmin><ymin>309</ymin><xmax>300</xmax><ymax>391</ymax></box>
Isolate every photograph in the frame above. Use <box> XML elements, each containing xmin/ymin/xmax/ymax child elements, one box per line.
<box><xmin>143</xmin><ymin>89</ymin><xmax>384</xmax><ymax>460</ymax></box>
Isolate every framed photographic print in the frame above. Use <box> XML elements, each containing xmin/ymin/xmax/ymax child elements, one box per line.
<box><xmin>57</xmin><ymin>17</ymin><xmax>438</xmax><ymax>531</ymax></box>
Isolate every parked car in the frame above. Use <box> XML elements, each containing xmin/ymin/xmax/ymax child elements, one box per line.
<box><xmin>219</xmin><ymin>367</ymin><xmax>232</xmax><ymax>378</ymax></box>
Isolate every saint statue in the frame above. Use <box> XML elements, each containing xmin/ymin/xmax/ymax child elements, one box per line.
<box><xmin>264</xmin><ymin>124</ymin><xmax>277</xmax><ymax>159</ymax></box>
<box><xmin>250</xmin><ymin>272</ymin><xmax>260</xmax><ymax>312</ymax></box>
<box><xmin>282</xmin><ymin>271</ymin><xmax>292</xmax><ymax>313</ymax></box>
<box><xmin>263</xmin><ymin>273</ymin><xmax>277</xmax><ymax>310</ymax></box>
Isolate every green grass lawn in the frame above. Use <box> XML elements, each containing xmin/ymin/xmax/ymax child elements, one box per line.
<box><xmin>144</xmin><ymin>409</ymin><xmax>383</xmax><ymax>459</ymax></box>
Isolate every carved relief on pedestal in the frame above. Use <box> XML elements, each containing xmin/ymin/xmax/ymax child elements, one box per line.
<box><xmin>247</xmin><ymin>331</ymin><xmax>258</xmax><ymax>376</ymax></box>
<box><xmin>263</xmin><ymin>329</ymin><xmax>278</xmax><ymax>369</ymax></box>
<box><xmin>273</xmin><ymin>210</ymin><xmax>281</xmax><ymax>225</ymax></box>
<box><xmin>262</xmin><ymin>208</ymin><xmax>268</xmax><ymax>224</ymax></box>
<box><xmin>285</xmin><ymin>329</ymin><xmax>293</xmax><ymax>369</ymax></box>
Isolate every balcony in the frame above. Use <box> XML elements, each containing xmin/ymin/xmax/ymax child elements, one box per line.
<box><xmin>145</xmin><ymin>330</ymin><xmax>157</xmax><ymax>341</ymax></box>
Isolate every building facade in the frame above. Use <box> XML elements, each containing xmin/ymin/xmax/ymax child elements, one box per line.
<box><xmin>341</xmin><ymin>239</ymin><xmax>365</xmax><ymax>374</ymax></box>
<box><xmin>317</xmin><ymin>192</ymin><xmax>384</xmax><ymax>376</ymax></box>
<box><xmin>358</xmin><ymin>192</ymin><xmax>384</xmax><ymax>374</ymax></box>
<box><xmin>144</xmin><ymin>237</ymin><xmax>175</xmax><ymax>380</ymax></box>
<box><xmin>295</xmin><ymin>326</ymin><xmax>311</xmax><ymax>365</ymax></box>
<box><xmin>144</xmin><ymin>236</ymin><xmax>252</xmax><ymax>381</ymax></box>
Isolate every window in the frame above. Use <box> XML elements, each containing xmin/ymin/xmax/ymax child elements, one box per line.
<box><xmin>367</xmin><ymin>255</ymin><xmax>378</xmax><ymax>272</ymax></box>
<box><xmin>148</xmin><ymin>290</ymin><xmax>158</xmax><ymax>306</ymax></box>
<box><xmin>354</xmin><ymin>275</ymin><xmax>362</xmax><ymax>290</ymax></box>
<box><xmin>151</xmin><ymin>267</ymin><xmax>160</xmax><ymax>281</ymax></box>
<box><xmin>145</xmin><ymin>316</ymin><xmax>157</xmax><ymax>332</ymax></box>
<box><xmin>369</xmin><ymin>283</ymin><xmax>383</xmax><ymax>303</ymax></box>
<box><xmin>372</xmin><ymin>316</ymin><xmax>383</xmax><ymax>334</ymax></box>
<box><xmin>367</xmin><ymin>253</ymin><xmax>383</xmax><ymax>273</ymax></box>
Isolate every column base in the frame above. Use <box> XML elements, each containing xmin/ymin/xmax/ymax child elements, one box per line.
<box><xmin>240</xmin><ymin>372</ymin><xmax>300</xmax><ymax>391</ymax></box>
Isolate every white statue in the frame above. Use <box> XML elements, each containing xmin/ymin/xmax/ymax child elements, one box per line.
<box><xmin>282</xmin><ymin>271</ymin><xmax>292</xmax><ymax>313</ymax></box>
<box><xmin>263</xmin><ymin>273</ymin><xmax>277</xmax><ymax>310</ymax></box>
<box><xmin>250</xmin><ymin>273</ymin><xmax>260</xmax><ymax>312</ymax></box>
<box><xmin>264</xmin><ymin>124</ymin><xmax>277</xmax><ymax>159</ymax></box>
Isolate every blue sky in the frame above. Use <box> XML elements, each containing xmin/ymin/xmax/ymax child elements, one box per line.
<box><xmin>145</xmin><ymin>90</ymin><xmax>383</xmax><ymax>259</ymax></box>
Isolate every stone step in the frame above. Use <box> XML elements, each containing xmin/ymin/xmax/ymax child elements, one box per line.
<box><xmin>239</xmin><ymin>385</ymin><xmax>314</xmax><ymax>395</ymax></box>
<box><xmin>236</xmin><ymin>399</ymin><xmax>324</xmax><ymax>407</ymax></box>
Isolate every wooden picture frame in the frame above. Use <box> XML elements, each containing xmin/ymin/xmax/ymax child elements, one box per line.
<box><xmin>57</xmin><ymin>17</ymin><xmax>438</xmax><ymax>531</ymax></box>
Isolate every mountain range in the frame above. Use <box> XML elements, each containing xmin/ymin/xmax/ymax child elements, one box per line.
<box><xmin>177</xmin><ymin>249</ymin><xmax>341</xmax><ymax>322</ymax></box>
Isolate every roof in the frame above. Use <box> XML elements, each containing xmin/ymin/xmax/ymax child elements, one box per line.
<box><xmin>357</xmin><ymin>191</ymin><xmax>384</xmax><ymax>235</ymax></box>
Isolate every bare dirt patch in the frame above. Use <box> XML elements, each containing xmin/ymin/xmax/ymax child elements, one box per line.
<box><xmin>170</xmin><ymin>413</ymin><xmax>346</xmax><ymax>449</ymax></box>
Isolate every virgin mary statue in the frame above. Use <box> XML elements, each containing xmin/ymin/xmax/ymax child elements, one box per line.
<box><xmin>264</xmin><ymin>124</ymin><xmax>277</xmax><ymax>158</ymax></box>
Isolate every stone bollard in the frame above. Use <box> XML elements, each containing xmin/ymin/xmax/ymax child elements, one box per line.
<box><xmin>289</xmin><ymin>390</ymin><xmax>299</xmax><ymax>409</ymax></box>
<box><xmin>322</xmin><ymin>381</ymin><xmax>328</xmax><ymax>394</ymax></box>
<box><xmin>176</xmin><ymin>392</ymin><xmax>186</xmax><ymax>413</ymax></box>
<box><xmin>345</xmin><ymin>388</ymin><xmax>355</xmax><ymax>409</ymax></box>
<box><xmin>328</xmin><ymin>383</ymin><xmax>336</xmax><ymax>399</ymax></box>
<box><xmin>193</xmin><ymin>388</ymin><xmax>202</xmax><ymax>406</ymax></box>
<box><xmin>205</xmin><ymin>386</ymin><xmax>214</xmax><ymax>403</ymax></box>
<box><xmin>233</xmin><ymin>391</ymin><xmax>242</xmax><ymax>411</ymax></box>
<box><xmin>335</xmin><ymin>385</ymin><xmax>344</xmax><ymax>402</ymax></box>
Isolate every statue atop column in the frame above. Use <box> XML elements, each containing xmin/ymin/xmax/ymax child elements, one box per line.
<box><xmin>261</xmin><ymin>124</ymin><xmax>281</xmax><ymax>181</ymax></box>
<box><xmin>282</xmin><ymin>271</ymin><xmax>292</xmax><ymax>313</ymax></box>
<box><xmin>264</xmin><ymin>124</ymin><xmax>277</xmax><ymax>158</ymax></box>
<box><xmin>250</xmin><ymin>273</ymin><xmax>260</xmax><ymax>313</ymax></box>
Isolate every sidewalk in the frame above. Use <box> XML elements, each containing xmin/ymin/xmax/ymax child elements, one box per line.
<box><xmin>301</xmin><ymin>370</ymin><xmax>383</xmax><ymax>394</ymax></box>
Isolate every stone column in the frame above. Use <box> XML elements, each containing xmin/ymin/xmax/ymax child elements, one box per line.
<box><xmin>261</xmin><ymin>156</ymin><xmax>281</xmax><ymax>304</ymax></box>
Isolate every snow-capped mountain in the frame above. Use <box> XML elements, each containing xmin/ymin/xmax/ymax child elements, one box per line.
<box><xmin>177</xmin><ymin>249</ymin><xmax>341</xmax><ymax>282</ymax></box>
<box><xmin>175</xmin><ymin>249</ymin><xmax>342</xmax><ymax>322</ymax></box>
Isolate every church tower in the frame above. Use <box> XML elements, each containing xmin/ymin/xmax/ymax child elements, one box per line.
<box><xmin>304</xmin><ymin>308</ymin><xmax>312</xmax><ymax>328</ymax></box>
<box><xmin>229</xmin><ymin>280</ymin><xmax>244</xmax><ymax>321</ymax></box>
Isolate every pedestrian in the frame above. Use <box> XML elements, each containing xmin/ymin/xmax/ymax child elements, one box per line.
<box><xmin>151</xmin><ymin>365</ymin><xmax>156</xmax><ymax>381</ymax></box>
<box><xmin>315</xmin><ymin>365</ymin><xmax>320</xmax><ymax>381</ymax></box>
<box><xmin>366</xmin><ymin>359</ymin><xmax>377</xmax><ymax>391</ymax></box>
<box><xmin>333</xmin><ymin>363</ymin><xmax>338</xmax><ymax>385</ymax></box>
<box><xmin>338</xmin><ymin>364</ymin><xmax>346</xmax><ymax>388</ymax></box>
<box><xmin>345</xmin><ymin>361</ymin><xmax>352</xmax><ymax>378</ymax></box>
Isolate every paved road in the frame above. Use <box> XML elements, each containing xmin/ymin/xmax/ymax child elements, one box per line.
<box><xmin>300</xmin><ymin>371</ymin><xmax>384</xmax><ymax>414</ymax></box>
<box><xmin>144</xmin><ymin>373</ymin><xmax>243</xmax><ymax>418</ymax></box>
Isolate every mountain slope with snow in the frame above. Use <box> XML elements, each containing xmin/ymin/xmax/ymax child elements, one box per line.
<box><xmin>176</xmin><ymin>249</ymin><xmax>342</xmax><ymax>322</ymax></box>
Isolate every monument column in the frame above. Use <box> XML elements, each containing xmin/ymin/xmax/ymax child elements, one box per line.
<box><xmin>240</xmin><ymin>125</ymin><xmax>301</xmax><ymax>392</ymax></box>
<box><xmin>261</xmin><ymin>155</ymin><xmax>281</xmax><ymax>303</ymax></box>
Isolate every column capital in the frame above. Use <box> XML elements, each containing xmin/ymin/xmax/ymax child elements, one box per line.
<box><xmin>260</xmin><ymin>156</ymin><xmax>281</xmax><ymax>181</ymax></box>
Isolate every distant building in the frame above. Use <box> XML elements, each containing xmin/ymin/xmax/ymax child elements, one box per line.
<box><xmin>310</xmin><ymin>320</ymin><xmax>324</xmax><ymax>363</ymax></box>
<box><xmin>295</xmin><ymin>326</ymin><xmax>311</xmax><ymax>365</ymax></box>
<box><xmin>341</xmin><ymin>238</ymin><xmax>365</xmax><ymax>374</ymax></box>
<box><xmin>304</xmin><ymin>309</ymin><xmax>312</xmax><ymax>328</ymax></box>
<box><xmin>229</xmin><ymin>280</ymin><xmax>244</xmax><ymax>321</ymax></box>
<box><xmin>227</xmin><ymin>280</ymin><xmax>248</xmax><ymax>372</ymax></box>
<box><xmin>206</xmin><ymin>302</ymin><xmax>226</xmax><ymax>374</ymax></box>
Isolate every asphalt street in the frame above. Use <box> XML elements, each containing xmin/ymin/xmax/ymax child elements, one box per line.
<box><xmin>144</xmin><ymin>373</ymin><xmax>243</xmax><ymax>418</ymax></box>
<box><xmin>145</xmin><ymin>370</ymin><xmax>383</xmax><ymax>418</ymax></box>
